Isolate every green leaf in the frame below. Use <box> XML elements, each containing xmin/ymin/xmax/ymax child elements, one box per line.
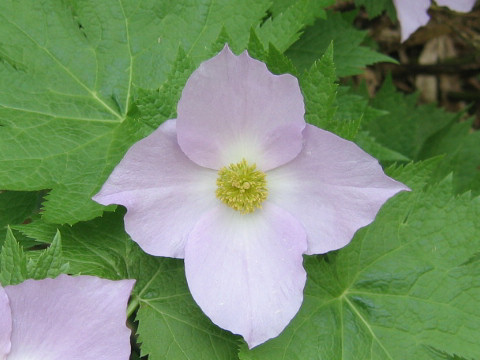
<box><xmin>15</xmin><ymin>211</ymin><xmax>133</xmax><ymax>279</ymax></box>
<box><xmin>240</xmin><ymin>161</ymin><xmax>480</xmax><ymax>359</ymax></box>
<box><xmin>0</xmin><ymin>190</ymin><xmax>42</xmax><ymax>228</ymax></box>
<box><xmin>0</xmin><ymin>227</ymin><xmax>28</xmax><ymax>285</ymax></box>
<box><xmin>365</xmin><ymin>76</ymin><xmax>457</xmax><ymax>160</ymax></box>
<box><xmin>419</xmin><ymin>120</ymin><xmax>480</xmax><ymax>196</ymax></box>
<box><xmin>135</xmin><ymin>256</ymin><xmax>240</xmax><ymax>360</ymax></box>
<box><xmin>286</xmin><ymin>11</ymin><xmax>395</xmax><ymax>76</ymax></box>
<box><xmin>135</xmin><ymin>46</ymin><xmax>196</xmax><ymax>131</ymax></box>
<box><xmin>257</xmin><ymin>0</ymin><xmax>333</xmax><ymax>53</ymax></box>
<box><xmin>301</xmin><ymin>45</ymin><xmax>369</xmax><ymax>140</ymax></box>
<box><xmin>27</xmin><ymin>230</ymin><xmax>69</xmax><ymax>280</ymax></box>
<box><xmin>0</xmin><ymin>0</ymin><xmax>273</xmax><ymax>225</ymax></box>
<box><xmin>245</xmin><ymin>30</ymin><xmax>297</xmax><ymax>76</ymax></box>
<box><xmin>301</xmin><ymin>44</ymin><xmax>338</xmax><ymax>128</ymax></box>
<box><xmin>1</xmin><ymin>225</ymin><xmax>68</xmax><ymax>285</ymax></box>
<box><xmin>355</xmin><ymin>131</ymin><xmax>412</xmax><ymax>162</ymax></box>
<box><xmin>354</xmin><ymin>0</ymin><xmax>397</xmax><ymax>19</ymax></box>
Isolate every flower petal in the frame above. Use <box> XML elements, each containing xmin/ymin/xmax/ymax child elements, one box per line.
<box><xmin>268</xmin><ymin>124</ymin><xmax>410</xmax><ymax>255</ymax></box>
<box><xmin>176</xmin><ymin>45</ymin><xmax>305</xmax><ymax>171</ymax></box>
<box><xmin>0</xmin><ymin>286</ymin><xmax>11</xmax><ymax>358</ymax></box>
<box><xmin>436</xmin><ymin>0</ymin><xmax>476</xmax><ymax>12</ymax></box>
<box><xmin>93</xmin><ymin>119</ymin><xmax>218</xmax><ymax>258</ymax></box>
<box><xmin>184</xmin><ymin>203</ymin><xmax>307</xmax><ymax>348</ymax></box>
<box><xmin>4</xmin><ymin>275</ymin><xmax>134</xmax><ymax>360</ymax></box>
<box><xmin>393</xmin><ymin>0</ymin><xmax>431</xmax><ymax>41</ymax></box>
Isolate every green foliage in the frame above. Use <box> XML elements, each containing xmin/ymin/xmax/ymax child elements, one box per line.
<box><xmin>240</xmin><ymin>161</ymin><xmax>480</xmax><ymax>359</ymax></box>
<box><xmin>301</xmin><ymin>45</ymin><xmax>381</xmax><ymax>141</ymax></box>
<box><xmin>355</xmin><ymin>0</ymin><xmax>397</xmax><ymax>19</ymax></box>
<box><xmin>420</xmin><ymin>120</ymin><xmax>480</xmax><ymax>196</ymax></box>
<box><xmin>257</xmin><ymin>0</ymin><xmax>333</xmax><ymax>52</ymax></box>
<box><xmin>135</xmin><ymin>257</ymin><xmax>240</xmax><ymax>360</ymax></box>
<box><xmin>301</xmin><ymin>44</ymin><xmax>339</xmax><ymax>129</ymax></box>
<box><xmin>1</xmin><ymin>1</ymin><xmax>478</xmax><ymax>358</ymax></box>
<box><xmin>0</xmin><ymin>191</ymin><xmax>40</xmax><ymax>226</ymax></box>
<box><xmin>0</xmin><ymin>0</ymin><xmax>272</xmax><ymax>225</ymax></box>
<box><xmin>364</xmin><ymin>77</ymin><xmax>479</xmax><ymax>194</ymax></box>
<box><xmin>0</xmin><ymin>228</ymin><xmax>28</xmax><ymax>285</ymax></box>
<box><xmin>15</xmin><ymin>210</ymin><xmax>133</xmax><ymax>280</ymax></box>
<box><xmin>28</xmin><ymin>230</ymin><xmax>69</xmax><ymax>280</ymax></box>
<box><xmin>286</xmin><ymin>11</ymin><xmax>395</xmax><ymax>76</ymax></box>
<box><xmin>0</xmin><ymin>227</ymin><xmax>68</xmax><ymax>286</ymax></box>
<box><xmin>135</xmin><ymin>47</ymin><xmax>196</xmax><ymax>131</ymax></box>
<box><xmin>365</xmin><ymin>77</ymin><xmax>457</xmax><ymax>160</ymax></box>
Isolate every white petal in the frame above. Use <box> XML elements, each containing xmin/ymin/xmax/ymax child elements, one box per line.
<box><xmin>4</xmin><ymin>275</ymin><xmax>134</xmax><ymax>360</ymax></box>
<box><xmin>0</xmin><ymin>286</ymin><xmax>11</xmax><ymax>359</ymax></box>
<box><xmin>268</xmin><ymin>125</ymin><xmax>409</xmax><ymax>254</ymax></box>
<box><xmin>436</xmin><ymin>0</ymin><xmax>476</xmax><ymax>12</ymax></box>
<box><xmin>94</xmin><ymin>119</ymin><xmax>218</xmax><ymax>258</ymax></box>
<box><xmin>393</xmin><ymin>0</ymin><xmax>431</xmax><ymax>41</ymax></box>
<box><xmin>184</xmin><ymin>203</ymin><xmax>307</xmax><ymax>348</ymax></box>
<box><xmin>176</xmin><ymin>45</ymin><xmax>305</xmax><ymax>171</ymax></box>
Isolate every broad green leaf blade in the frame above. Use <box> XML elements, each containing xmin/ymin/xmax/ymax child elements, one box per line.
<box><xmin>364</xmin><ymin>76</ymin><xmax>457</xmax><ymax>161</ymax></box>
<box><xmin>0</xmin><ymin>0</ymin><xmax>273</xmax><ymax>225</ymax></box>
<box><xmin>135</xmin><ymin>256</ymin><xmax>240</xmax><ymax>360</ymax></box>
<box><xmin>0</xmin><ymin>227</ymin><xmax>28</xmax><ymax>285</ymax></box>
<box><xmin>419</xmin><ymin>120</ymin><xmax>480</xmax><ymax>196</ymax></box>
<box><xmin>355</xmin><ymin>131</ymin><xmax>412</xmax><ymax>162</ymax></box>
<box><xmin>129</xmin><ymin>0</ymin><xmax>272</xmax><ymax>88</ymax></box>
<box><xmin>240</xmin><ymin>161</ymin><xmax>480</xmax><ymax>359</ymax></box>
<box><xmin>0</xmin><ymin>191</ymin><xmax>41</xmax><ymax>229</ymax></box>
<box><xmin>0</xmin><ymin>0</ymin><xmax>142</xmax><ymax>224</ymax></box>
<box><xmin>286</xmin><ymin>11</ymin><xmax>395</xmax><ymax>76</ymax></box>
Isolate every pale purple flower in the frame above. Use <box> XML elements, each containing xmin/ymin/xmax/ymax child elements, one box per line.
<box><xmin>93</xmin><ymin>46</ymin><xmax>409</xmax><ymax>347</ymax></box>
<box><xmin>0</xmin><ymin>275</ymin><xmax>134</xmax><ymax>360</ymax></box>
<box><xmin>394</xmin><ymin>0</ymin><xmax>476</xmax><ymax>41</ymax></box>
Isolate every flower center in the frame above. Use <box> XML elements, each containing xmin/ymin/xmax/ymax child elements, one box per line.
<box><xmin>216</xmin><ymin>159</ymin><xmax>268</xmax><ymax>214</ymax></box>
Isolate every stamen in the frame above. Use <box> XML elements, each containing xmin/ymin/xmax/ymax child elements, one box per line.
<box><xmin>216</xmin><ymin>159</ymin><xmax>268</xmax><ymax>214</ymax></box>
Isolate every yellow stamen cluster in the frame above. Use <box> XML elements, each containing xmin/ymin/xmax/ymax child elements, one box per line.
<box><xmin>216</xmin><ymin>159</ymin><xmax>268</xmax><ymax>214</ymax></box>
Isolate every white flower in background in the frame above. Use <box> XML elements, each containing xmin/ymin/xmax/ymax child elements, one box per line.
<box><xmin>394</xmin><ymin>0</ymin><xmax>477</xmax><ymax>41</ymax></box>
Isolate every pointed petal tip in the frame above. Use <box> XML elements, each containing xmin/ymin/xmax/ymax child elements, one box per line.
<box><xmin>185</xmin><ymin>204</ymin><xmax>306</xmax><ymax>351</ymax></box>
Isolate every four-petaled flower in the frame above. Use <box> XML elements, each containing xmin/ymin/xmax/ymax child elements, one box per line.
<box><xmin>0</xmin><ymin>275</ymin><xmax>134</xmax><ymax>359</ymax></box>
<box><xmin>94</xmin><ymin>46</ymin><xmax>409</xmax><ymax>348</ymax></box>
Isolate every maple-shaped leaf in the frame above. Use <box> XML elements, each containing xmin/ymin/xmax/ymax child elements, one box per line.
<box><xmin>286</xmin><ymin>11</ymin><xmax>395</xmax><ymax>76</ymax></box>
<box><xmin>0</xmin><ymin>0</ymin><xmax>275</xmax><ymax>225</ymax></box>
<box><xmin>239</xmin><ymin>160</ymin><xmax>480</xmax><ymax>359</ymax></box>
